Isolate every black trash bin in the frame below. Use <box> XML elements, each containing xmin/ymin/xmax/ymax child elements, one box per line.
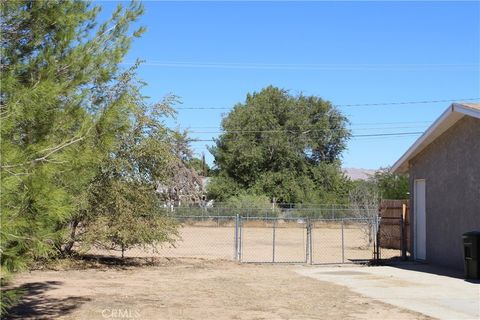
<box><xmin>463</xmin><ymin>231</ymin><xmax>480</xmax><ymax>279</ymax></box>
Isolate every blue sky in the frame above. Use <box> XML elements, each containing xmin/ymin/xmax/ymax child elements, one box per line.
<box><xmin>99</xmin><ymin>1</ymin><xmax>480</xmax><ymax>169</ymax></box>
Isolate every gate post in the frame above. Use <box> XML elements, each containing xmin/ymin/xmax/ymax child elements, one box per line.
<box><xmin>238</xmin><ymin>215</ymin><xmax>243</xmax><ymax>262</ymax></box>
<box><xmin>309</xmin><ymin>219</ymin><xmax>313</xmax><ymax>264</ymax></box>
<box><xmin>341</xmin><ymin>219</ymin><xmax>345</xmax><ymax>264</ymax></box>
<box><xmin>234</xmin><ymin>214</ymin><xmax>239</xmax><ymax>261</ymax></box>
<box><xmin>305</xmin><ymin>218</ymin><xmax>310</xmax><ymax>264</ymax></box>
<box><xmin>272</xmin><ymin>218</ymin><xmax>276</xmax><ymax>263</ymax></box>
<box><xmin>376</xmin><ymin>215</ymin><xmax>381</xmax><ymax>261</ymax></box>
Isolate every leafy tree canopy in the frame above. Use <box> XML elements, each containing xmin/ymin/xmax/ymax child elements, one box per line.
<box><xmin>0</xmin><ymin>1</ymin><xmax>190</xmax><ymax>298</ymax></box>
<box><xmin>1</xmin><ymin>0</ymin><xmax>146</xmax><ymax>273</ymax></box>
<box><xmin>371</xmin><ymin>167</ymin><xmax>409</xmax><ymax>200</ymax></box>
<box><xmin>186</xmin><ymin>156</ymin><xmax>211</xmax><ymax>177</ymax></box>
<box><xmin>209</xmin><ymin>86</ymin><xmax>351</xmax><ymax>203</ymax></box>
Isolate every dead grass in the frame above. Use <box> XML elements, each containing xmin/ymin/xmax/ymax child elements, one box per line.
<box><xmin>7</xmin><ymin>258</ymin><xmax>432</xmax><ymax>320</ymax></box>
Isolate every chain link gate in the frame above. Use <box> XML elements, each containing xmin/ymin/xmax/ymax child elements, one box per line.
<box><xmin>235</xmin><ymin>216</ymin><xmax>381</xmax><ymax>264</ymax></box>
<box><xmin>237</xmin><ymin>216</ymin><xmax>309</xmax><ymax>263</ymax></box>
<box><xmin>84</xmin><ymin>214</ymin><xmax>407</xmax><ymax>263</ymax></box>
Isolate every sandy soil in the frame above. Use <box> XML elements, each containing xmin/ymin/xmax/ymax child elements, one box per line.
<box><xmin>89</xmin><ymin>225</ymin><xmax>399</xmax><ymax>263</ymax></box>
<box><xmin>7</xmin><ymin>258</ymin><xmax>431</xmax><ymax>320</ymax></box>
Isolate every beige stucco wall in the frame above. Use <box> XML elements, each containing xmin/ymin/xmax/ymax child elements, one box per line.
<box><xmin>408</xmin><ymin>116</ymin><xmax>480</xmax><ymax>270</ymax></box>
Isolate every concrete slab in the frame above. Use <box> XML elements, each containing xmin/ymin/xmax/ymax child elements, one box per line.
<box><xmin>295</xmin><ymin>263</ymin><xmax>480</xmax><ymax>320</ymax></box>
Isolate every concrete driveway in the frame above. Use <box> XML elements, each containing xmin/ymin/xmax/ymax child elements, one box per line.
<box><xmin>295</xmin><ymin>263</ymin><xmax>480</xmax><ymax>320</ymax></box>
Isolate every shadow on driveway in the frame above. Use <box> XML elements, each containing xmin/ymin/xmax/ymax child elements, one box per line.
<box><xmin>385</xmin><ymin>261</ymin><xmax>480</xmax><ymax>284</ymax></box>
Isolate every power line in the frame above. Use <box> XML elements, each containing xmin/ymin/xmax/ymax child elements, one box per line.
<box><xmin>347</xmin><ymin>120</ymin><xmax>433</xmax><ymax>126</ymax></box>
<box><xmin>122</xmin><ymin>61</ymin><xmax>478</xmax><ymax>71</ymax></box>
<box><xmin>172</xmin><ymin>98</ymin><xmax>480</xmax><ymax>110</ymax></box>
<box><xmin>189</xmin><ymin>131</ymin><xmax>424</xmax><ymax>142</ymax></box>
<box><xmin>352</xmin><ymin>132</ymin><xmax>424</xmax><ymax>138</ymax></box>
<box><xmin>338</xmin><ymin>98</ymin><xmax>479</xmax><ymax>108</ymax></box>
<box><xmin>171</xmin><ymin>120</ymin><xmax>433</xmax><ymax>130</ymax></box>
<box><xmin>184</xmin><ymin>125</ymin><xmax>428</xmax><ymax>134</ymax></box>
<box><xmin>188</xmin><ymin>134</ymin><xmax>423</xmax><ymax>147</ymax></box>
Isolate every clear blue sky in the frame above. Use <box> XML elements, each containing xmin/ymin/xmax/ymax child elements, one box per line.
<box><xmin>99</xmin><ymin>1</ymin><xmax>480</xmax><ymax>169</ymax></box>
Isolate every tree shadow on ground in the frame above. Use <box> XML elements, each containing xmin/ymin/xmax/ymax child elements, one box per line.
<box><xmin>5</xmin><ymin>281</ymin><xmax>91</xmax><ymax>319</ymax></box>
<box><xmin>78</xmin><ymin>254</ymin><xmax>170</xmax><ymax>268</ymax></box>
<box><xmin>32</xmin><ymin>254</ymin><xmax>180</xmax><ymax>271</ymax></box>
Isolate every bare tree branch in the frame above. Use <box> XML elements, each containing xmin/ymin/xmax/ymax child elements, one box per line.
<box><xmin>1</xmin><ymin>134</ymin><xmax>87</xmax><ymax>169</ymax></box>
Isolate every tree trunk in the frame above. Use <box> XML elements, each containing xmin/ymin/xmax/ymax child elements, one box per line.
<box><xmin>61</xmin><ymin>219</ymin><xmax>79</xmax><ymax>256</ymax></box>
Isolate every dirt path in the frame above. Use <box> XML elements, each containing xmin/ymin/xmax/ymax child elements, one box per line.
<box><xmin>7</xmin><ymin>258</ymin><xmax>432</xmax><ymax>320</ymax></box>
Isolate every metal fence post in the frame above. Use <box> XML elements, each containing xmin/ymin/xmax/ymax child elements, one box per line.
<box><xmin>305</xmin><ymin>218</ymin><xmax>310</xmax><ymax>264</ymax></box>
<box><xmin>376</xmin><ymin>215</ymin><xmax>381</xmax><ymax>261</ymax></box>
<box><xmin>309</xmin><ymin>220</ymin><xmax>313</xmax><ymax>265</ymax></box>
<box><xmin>239</xmin><ymin>215</ymin><xmax>243</xmax><ymax>262</ymax></box>
<box><xmin>272</xmin><ymin>219</ymin><xmax>276</xmax><ymax>263</ymax></box>
<box><xmin>341</xmin><ymin>219</ymin><xmax>345</xmax><ymax>264</ymax></box>
<box><xmin>234</xmin><ymin>214</ymin><xmax>239</xmax><ymax>261</ymax></box>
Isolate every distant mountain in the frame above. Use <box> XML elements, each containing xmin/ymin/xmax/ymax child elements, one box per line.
<box><xmin>342</xmin><ymin>167</ymin><xmax>376</xmax><ymax>181</ymax></box>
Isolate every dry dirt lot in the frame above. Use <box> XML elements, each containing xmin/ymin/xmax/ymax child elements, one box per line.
<box><xmin>90</xmin><ymin>224</ymin><xmax>399</xmax><ymax>263</ymax></box>
<box><xmin>7</xmin><ymin>258</ymin><xmax>431</xmax><ymax>320</ymax></box>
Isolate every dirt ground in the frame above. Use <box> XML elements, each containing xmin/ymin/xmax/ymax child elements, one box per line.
<box><xmin>7</xmin><ymin>258</ymin><xmax>431</xmax><ymax>320</ymax></box>
<box><xmin>90</xmin><ymin>225</ymin><xmax>399</xmax><ymax>263</ymax></box>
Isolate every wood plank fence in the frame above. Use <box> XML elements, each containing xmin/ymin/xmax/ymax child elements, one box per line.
<box><xmin>379</xmin><ymin>199</ymin><xmax>410</xmax><ymax>255</ymax></box>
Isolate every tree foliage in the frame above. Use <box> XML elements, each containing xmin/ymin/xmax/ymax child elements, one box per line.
<box><xmin>0</xmin><ymin>1</ymin><xmax>190</xmax><ymax>302</ymax></box>
<box><xmin>186</xmin><ymin>156</ymin><xmax>211</xmax><ymax>177</ymax></box>
<box><xmin>371</xmin><ymin>167</ymin><xmax>409</xmax><ymax>200</ymax></box>
<box><xmin>209</xmin><ymin>86</ymin><xmax>351</xmax><ymax>203</ymax></box>
<box><xmin>1</xmin><ymin>0</ymin><xmax>147</xmax><ymax>274</ymax></box>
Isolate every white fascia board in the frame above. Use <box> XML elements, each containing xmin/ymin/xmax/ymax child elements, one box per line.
<box><xmin>452</xmin><ymin>103</ymin><xmax>480</xmax><ymax>119</ymax></box>
<box><xmin>391</xmin><ymin>104</ymin><xmax>464</xmax><ymax>173</ymax></box>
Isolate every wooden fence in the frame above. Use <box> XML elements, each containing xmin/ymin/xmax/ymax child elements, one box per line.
<box><xmin>379</xmin><ymin>199</ymin><xmax>410</xmax><ymax>255</ymax></box>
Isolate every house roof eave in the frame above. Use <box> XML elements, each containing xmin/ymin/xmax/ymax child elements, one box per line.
<box><xmin>391</xmin><ymin>103</ymin><xmax>480</xmax><ymax>174</ymax></box>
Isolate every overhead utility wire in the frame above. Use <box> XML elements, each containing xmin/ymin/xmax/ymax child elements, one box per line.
<box><xmin>185</xmin><ymin>125</ymin><xmax>428</xmax><ymax>134</ymax></box>
<box><xmin>188</xmin><ymin>134</ymin><xmax>424</xmax><ymax>146</ymax></box>
<box><xmin>190</xmin><ymin>131</ymin><xmax>424</xmax><ymax>142</ymax></box>
<box><xmin>173</xmin><ymin>121</ymin><xmax>433</xmax><ymax>129</ymax></box>
<box><xmin>123</xmin><ymin>61</ymin><xmax>477</xmax><ymax>71</ymax></box>
<box><xmin>187</xmin><ymin>133</ymin><xmax>424</xmax><ymax>146</ymax></box>
<box><xmin>172</xmin><ymin>98</ymin><xmax>480</xmax><ymax>110</ymax></box>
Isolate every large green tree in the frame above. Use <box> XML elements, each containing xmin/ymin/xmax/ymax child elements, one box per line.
<box><xmin>209</xmin><ymin>86</ymin><xmax>351</xmax><ymax>203</ymax></box>
<box><xmin>0</xmin><ymin>1</ymin><xmax>187</xmax><ymax>293</ymax></box>
<box><xmin>1</xmin><ymin>0</ymin><xmax>146</xmax><ymax>274</ymax></box>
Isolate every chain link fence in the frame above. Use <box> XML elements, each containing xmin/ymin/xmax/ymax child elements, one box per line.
<box><xmin>85</xmin><ymin>212</ymin><xmax>405</xmax><ymax>264</ymax></box>
<box><xmin>239</xmin><ymin>217</ymin><xmax>308</xmax><ymax>263</ymax></box>
<box><xmin>164</xmin><ymin>203</ymin><xmax>379</xmax><ymax>219</ymax></box>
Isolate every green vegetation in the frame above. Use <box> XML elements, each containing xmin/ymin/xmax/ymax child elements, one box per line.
<box><xmin>208</xmin><ymin>86</ymin><xmax>352</xmax><ymax>203</ymax></box>
<box><xmin>0</xmin><ymin>1</ymin><xmax>192</xmax><ymax>313</ymax></box>
<box><xmin>349</xmin><ymin>167</ymin><xmax>409</xmax><ymax>201</ymax></box>
<box><xmin>187</xmin><ymin>156</ymin><xmax>211</xmax><ymax>177</ymax></box>
<box><xmin>0</xmin><ymin>1</ymin><xmax>410</xmax><ymax>315</ymax></box>
<box><xmin>371</xmin><ymin>167</ymin><xmax>409</xmax><ymax>199</ymax></box>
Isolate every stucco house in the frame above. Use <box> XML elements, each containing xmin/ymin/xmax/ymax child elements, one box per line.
<box><xmin>391</xmin><ymin>103</ymin><xmax>480</xmax><ymax>270</ymax></box>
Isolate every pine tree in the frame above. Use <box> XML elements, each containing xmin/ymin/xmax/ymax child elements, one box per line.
<box><xmin>0</xmin><ymin>0</ymin><xmax>144</xmax><ymax>279</ymax></box>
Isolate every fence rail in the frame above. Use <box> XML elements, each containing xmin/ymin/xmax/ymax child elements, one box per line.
<box><xmin>166</xmin><ymin>204</ymin><xmax>381</xmax><ymax>220</ymax></box>
<box><xmin>86</xmin><ymin>214</ymin><xmax>404</xmax><ymax>264</ymax></box>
